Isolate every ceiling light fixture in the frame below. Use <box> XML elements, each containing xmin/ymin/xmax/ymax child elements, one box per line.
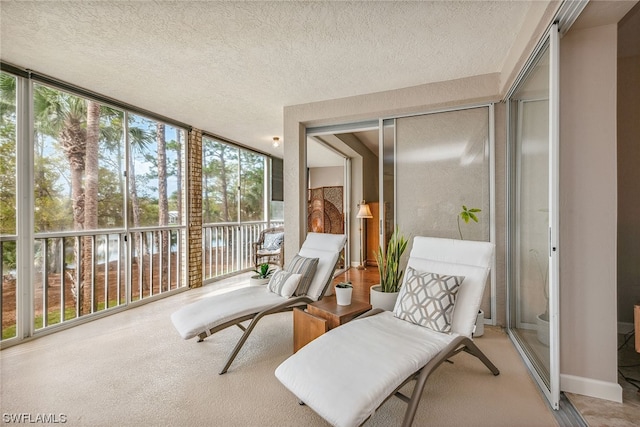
<box><xmin>272</xmin><ymin>137</ymin><xmax>280</xmax><ymax>148</ymax></box>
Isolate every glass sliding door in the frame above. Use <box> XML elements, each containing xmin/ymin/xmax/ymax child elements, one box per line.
<box><xmin>395</xmin><ymin>106</ymin><xmax>494</xmax><ymax>320</ymax></box>
<box><xmin>508</xmin><ymin>24</ymin><xmax>560</xmax><ymax>409</ymax></box>
<box><xmin>380</xmin><ymin>119</ymin><xmax>395</xmax><ymax>251</ymax></box>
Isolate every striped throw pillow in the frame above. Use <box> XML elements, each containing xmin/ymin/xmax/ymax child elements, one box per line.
<box><xmin>288</xmin><ymin>255</ymin><xmax>319</xmax><ymax>296</ymax></box>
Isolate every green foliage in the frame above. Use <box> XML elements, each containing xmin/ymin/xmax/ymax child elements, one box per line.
<box><xmin>2</xmin><ymin>240</ymin><xmax>16</xmax><ymax>270</ymax></box>
<box><xmin>253</xmin><ymin>263</ymin><xmax>274</xmax><ymax>279</ymax></box>
<box><xmin>0</xmin><ymin>72</ymin><xmax>17</xmax><ymax>235</ymax></box>
<box><xmin>457</xmin><ymin>205</ymin><xmax>481</xmax><ymax>240</ymax></box>
<box><xmin>0</xmin><ymin>136</ymin><xmax>16</xmax><ymax>234</ymax></box>
<box><xmin>336</xmin><ymin>281</ymin><xmax>352</xmax><ymax>289</ymax></box>
<box><xmin>203</xmin><ymin>139</ymin><xmax>239</xmax><ymax>223</ymax></box>
<box><xmin>240</xmin><ymin>151</ymin><xmax>264</xmax><ymax>221</ymax></box>
<box><xmin>375</xmin><ymin>228</ymin><xmax>408</xmax><ymax>293</ymax></box>
<box><xmin>33</xmin><ymin>155</ymin><xmax>69</xmax><ymax>232</ymax></box>
<box><xmin>97</xmin><ymin>167</ymin><xmax>124</xmax><ymax>228</ymax></box>
<box><xmin>202</xmin><ymin>138</ymin><xmax>266</xmax><ymax>224</ymax></box>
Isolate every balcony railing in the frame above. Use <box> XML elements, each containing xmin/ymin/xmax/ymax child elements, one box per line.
<box><xmin>202</xmin><ymin>221</ymin><xmax>283</xmax><ymax>282</ymax></box>
<box><xmin>1</xmin><ymin>221</ymin><xmax>283</xmax><ymax>342</ymax></box>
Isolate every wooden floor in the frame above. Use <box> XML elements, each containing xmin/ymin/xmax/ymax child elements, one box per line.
<box><xmin>331</xmin><ymin>265</ymin><xmax>379</xmax><ymax>303</ymax></box>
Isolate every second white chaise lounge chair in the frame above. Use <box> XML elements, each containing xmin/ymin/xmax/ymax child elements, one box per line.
<box><xmin>171</xmin><ymin>232</ymin><xmax>346</xmax><ymax>374</ymax></box>
<box><xmin>275</xmin><ymin>236</ymin><xmax>499</xmax><ymax>427</ymax></box>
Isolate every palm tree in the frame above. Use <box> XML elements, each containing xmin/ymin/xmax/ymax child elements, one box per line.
<box><xmin>0</xmin><ymin>72</ymin><xmax>16</xmax><ymax>120</ymax></box>
<box><xmin>33</xmin><ymin>86</ymin><xmax>92</xmax><ymax>313</ymax></box>
<box><xmin>82</xmin><ymin>100</ymin><xmax>100</xmax><ymax>312</ymax></box>
<box><xmin>31</xmin><ymin>86</ymin><xmax>109</xmax><ymax>314</ymax></box>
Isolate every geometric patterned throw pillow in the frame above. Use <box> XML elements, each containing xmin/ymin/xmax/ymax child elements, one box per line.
<box><xmin>393</xmin><ymin>267</ymin><xmax>465</xmax><ymax>333</ymax></box>
<box><xmin>267</xmin><ymin>269</ymin><xmax>302</xmax><ymax>298</ymax></box>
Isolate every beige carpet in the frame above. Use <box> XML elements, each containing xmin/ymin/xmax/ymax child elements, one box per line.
<box><xmin>0</xmin><ymin>281</ymin><xmax>558</xmax><ymax>427</ymax></box>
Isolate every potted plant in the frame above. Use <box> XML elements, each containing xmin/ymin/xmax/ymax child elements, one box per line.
<box><xmin>250</xmin><ymin>263</ymin><xmax>274</xmax><ymax>286</ymax></box>
<box><xmin>457</xmin><ymin>205</ymin><xmax>481</xmax><ymax>240</ymax></box>
<box><xmin>335</xmin><ymin>281</ymin><xmax>353</xmax><ymax>306</ymax></box>
<box><xmin>370</xmin><ymin>228</ymin><xmax>408</xmax><ymax>310</ymax></box>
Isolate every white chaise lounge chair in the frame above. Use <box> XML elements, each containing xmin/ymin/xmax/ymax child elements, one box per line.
<box><xmin>171</xmin><ymin>232</ymin><xmax>346</xmax><ymax>374</ymax></box>
<box><xmin>275</xmin><ymin>236</ymin><xmax>499</xmax><ymax>427</ymax></box>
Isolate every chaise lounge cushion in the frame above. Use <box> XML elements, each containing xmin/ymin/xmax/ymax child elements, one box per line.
<box><xmin>275</xmin><ymin>311</ymin><xmax>456</xmax><ymax>427</ymax></box>
<box><xmin>405</xmin><ymin>238</ymin><xmax>492</xmax><ymax>338</ymax></box>
<box><xmin>294</xmin><ymin>232</ymin><xmax>344</xmax><ymax>300</ymax></box>
<box><xmin>275</xmin><ymin>237</ymin><xmax>495</xmax><ymax>427</ymax></box>
<box><xmin>171</xmin><ymin>233</ymin><xmax>346</xmax><ymax>342</ymax></box>
<box><xmin>171</xmin><ymin>287</ymin><xmax>290</xmax><ymax>340</ymax></box>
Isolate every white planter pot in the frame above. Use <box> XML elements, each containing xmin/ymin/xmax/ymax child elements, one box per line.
<box><xmin>249</xmin><ymin>276</ymin><xmax>269</xmax><ymax>286</ymax></box>
<box><xmin>536</xmin><ymin>313</ymin><xmax>550</xmax><ymax>347</ymax></box>
<box><xmin>370</xmin><ymin>285</ymin><xmax>399</xmax><ymax>311</ymax></box>
<box><xmin>335</xmin><ymin>287</ymin><xmax>353</xmax><ymax>306</ymax></box>
<box><xmin>474</xmin><ymin>310</ymin><xmax>484</xmax><ymax>337</ymax></box>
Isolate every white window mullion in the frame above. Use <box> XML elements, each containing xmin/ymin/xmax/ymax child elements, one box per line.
<box><xmin>548</xmin><ymin>21</ymin><xmax>561</xmax><ymax>410</ymax></box>
<box><xmin>16</xmin><ymin>75</ymin><xmax>35</xmax><ymax>340</ymax></box>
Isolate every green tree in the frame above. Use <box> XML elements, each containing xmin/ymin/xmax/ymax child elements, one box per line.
<box><xmin>203</xmin><ymin>139</ymin><xmax>239</xmax><ymax>223</ymax></box>
<box><xmin>32</xmin><ymin>85</ymin><xmax>103</xmax><ymax>314</ymax></box>
<box><xmin>240</xmin><ymin>151</ymin><xmax>264</xmax><ymax>221</ymax></box>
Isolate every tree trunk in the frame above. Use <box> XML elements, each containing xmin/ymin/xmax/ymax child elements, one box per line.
<box><xmin>157</xmin><ymin>123</ymin><xmax>168</xmax><ymax>291</ymax></box>
<box><xmin>82</xmin><ymin>100</ymin><xmax>100</xmax><ymax>314</ymax></box>
<box><xmin>128</xmin><ymin>150</ymin><xmax>145</xmax><ymax>292</ymax></box>
<box><xmin>60</xmin><ymin>114</ymin><xmax>87</xmax><ymax>313</ymax></box>
<box><xmin>175</xmin><ymin>130</ymin><xmax>182</xmax><ymax>225</ymax></box>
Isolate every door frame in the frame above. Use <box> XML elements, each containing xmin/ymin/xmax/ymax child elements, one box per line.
<box><xmin>506</xmin><ymin>23</ymin><xmax>560</xmax><ymax>410</ymax></box>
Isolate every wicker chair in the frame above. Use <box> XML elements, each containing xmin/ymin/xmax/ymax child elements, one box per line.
<box><xmin>252</xmin><ymin>227</ymin><xmax>284</xmax><ymax>268</ymax></box>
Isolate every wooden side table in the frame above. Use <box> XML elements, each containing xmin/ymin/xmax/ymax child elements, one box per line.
<box><xmin>293</xmin><ymin>297</ymin><xmax>371</xmax><ymax>353</ymax></box>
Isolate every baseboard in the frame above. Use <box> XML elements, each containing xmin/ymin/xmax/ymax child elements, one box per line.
<box><xmin>618</xmin><ymin>321</ymin><xmax>634</xmax><ymax>335</ymax></box>
<box><xmin>560</xmin><ymin>374</ymin><xmax>622</xmax><ymax>403</ymax></box>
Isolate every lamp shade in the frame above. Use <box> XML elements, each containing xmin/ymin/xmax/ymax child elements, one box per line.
<box><xmin>356</xmin><ymin>202</ymin><xmax>373</xmax><ymax>219</ymax></box>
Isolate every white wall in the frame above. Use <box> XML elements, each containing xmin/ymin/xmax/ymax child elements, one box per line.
<box><xmin>309</xmin><ymin>166</ymin><xmax>343</xmax><ymax>188</ymax></box>
<box><xmin>283</xmin><ymin>73</ymin><xmax>502</xmax><ymax>264</ymax></box>
<box><xmin>559</xmin><ymin>23</ymin><xmax>621</xmax><ymax>402</ymax></box>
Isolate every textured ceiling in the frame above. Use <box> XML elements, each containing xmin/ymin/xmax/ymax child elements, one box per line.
<box><xmin>1</xmin><ymin>0</ymin><xmax>540</xmax><ymax>157</ymax></box>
